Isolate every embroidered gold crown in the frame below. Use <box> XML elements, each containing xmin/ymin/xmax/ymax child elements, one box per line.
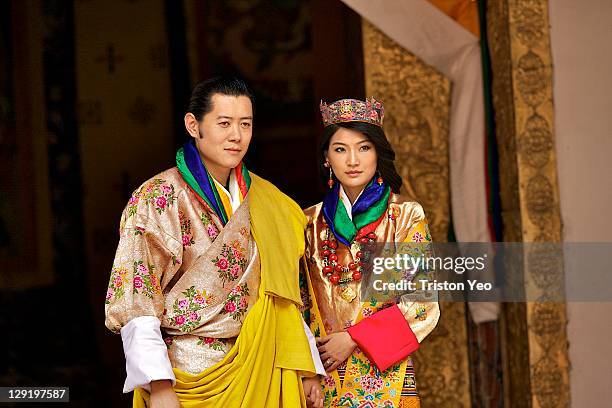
<box><xmin>319</xmin><ymin>97</ymin><xmax>384</xmax><ymax>127</ymax></box>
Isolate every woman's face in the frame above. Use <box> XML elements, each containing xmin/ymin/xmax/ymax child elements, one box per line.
<box><xmin>326</xmin><ymin>127</ymin><xmax>378</xmax><ymax>194</ymax></box>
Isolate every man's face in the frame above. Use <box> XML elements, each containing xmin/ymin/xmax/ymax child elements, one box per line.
<box><xmin>190</xmin><ymin>93</ymin><xmax>253</xmax><ymax>173</ymax></box>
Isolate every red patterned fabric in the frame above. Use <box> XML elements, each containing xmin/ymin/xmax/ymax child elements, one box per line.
<box><xmin>347</xmin><ymin>304</ymin><xmax>419</xmax><ymax>372</ymax></box>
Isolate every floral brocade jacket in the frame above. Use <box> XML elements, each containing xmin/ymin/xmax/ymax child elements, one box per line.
<box><xmin>105</xmin><ymin>167</ymin><xmax>260</xmax><ymax>375</ymax></box>
<box><xmin>301</xmin><ymin>196</ymin><xmax>440</xmax><ymax>408</ymax></box>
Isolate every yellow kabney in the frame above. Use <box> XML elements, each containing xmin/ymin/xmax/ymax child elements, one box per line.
<box><xmin>134</xmin><ymin>174</ymin><xmax>316</xmax><ymax>407</ymax></box>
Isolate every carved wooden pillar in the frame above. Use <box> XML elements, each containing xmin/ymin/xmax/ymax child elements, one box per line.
<box><xmin>488</xmin><ymin>1</ymin><xmax>571</xmax><ymax>407</ymax></box>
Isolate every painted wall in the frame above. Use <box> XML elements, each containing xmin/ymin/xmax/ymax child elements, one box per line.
<box><xmin>549</xmin><ymin>0</ymin><xmax>612</xmax><ymax>405</ymax></box>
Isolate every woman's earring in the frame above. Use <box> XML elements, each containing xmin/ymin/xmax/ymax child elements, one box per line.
<box><xmin>326</xmin><ymin>163</ymin><xmax>334</xmax><ymax>189</ymax></box>
<box><xmin>377</xmin><ymin>171</ymin><xmax>383</xmax><ymax>186</ymax></box>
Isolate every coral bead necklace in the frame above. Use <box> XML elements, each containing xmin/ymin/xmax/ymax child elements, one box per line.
<box><xmin>320</xmin><ymin>220</ymin><xmax>377</xmax><ymax>286</ymax></box>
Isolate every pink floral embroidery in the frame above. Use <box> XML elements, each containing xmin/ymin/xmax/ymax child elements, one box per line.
<box><xmin>155</xmin><ymin>196</ymin><xmax>167</xmax><ymax>210</ymax></box>
<box><xmin>324</xmin><ymin>376</ymin><xmax>336</xmax><ymax>388</ymax></box>
<box><xmin>328</xmin><ymin>350</ymin><xmax>404</xmax><ymax>405</ymax></box>
<box><xmin>317</xmin><ymin>300</ymin><xmax>408</xmax><ymax>406</ymax></box>
<box><xmin>127</xmin><ymin>195</ymin><xmax>140</xmax><ymax>218</ymax></box>
<box><xmin>412</xmin><ymin>232</ymin><xmax>424</xmax><ymax>242</ymax></box>
<box><xmin>207</xmin><ymin>225</ymin><xmax>219</xmax><ymax>239</ymax></box>
<box><xmin>213</xmin><ymin>240</ymin><xmax>247</xmax><ymax>286</ymax></box>
<box><xmin>132</xmin><ymin>260</ymin><xmax>161</xmax><ymax>298</ymax></box>
<box><xmin>126</xmin><ymin>179</ymin><xmax>176</xmax><ymax>217</ymax></box>
<box><xmin>230</xmin><ymin>264</ymin><xmax>241</xmax><ymax>279</ymax></box>
<box><xmin>106</xmin><ymin>266</ymin><xmax>129</xmax><ymax>304</ymax></box>
<box><xmin>179</xmin><ymin>211</ymin><xmax>196</xmax><ymax>246</ymax></box>
<box><xmin>170</xmin><ymin>286</ymin><xmax>215</xmax><ymax>332</ymax></box>
<box><xmin>150</xmin><ymin>274</ymin><xmax>160</xmax><ymax>291</ymax></box>
<box><xmin>225</xmin><ymin>301</ymin><xmax>236</xmax><ymax>313</ymax></box>
<box><xmin>238</xmin><ymin>297</ymin><xmax>247</xmax><ymax>309</ymax></box>
<box><xmin>221</xmin><ymin>283</ymin><xmax>249</xmax><ymax>321</ymax></box>
<box><xmin>197</xmin><ymin>336</ymin><xmax>226</xmax><ymax>351</ymax></box>
<box><xmin>200</xmin><ymin>212</ymin><xmax>219</xmax><ymax>240</ymax></box>
<box><xmin>216</xmin><ymin>258</ymin><xmax>229</xmax><ymax>270</ymax></box>
<box><xmin>360</xmin><ymin>376</ymin><xmax>384</xmax><ymax>394</ymax></box>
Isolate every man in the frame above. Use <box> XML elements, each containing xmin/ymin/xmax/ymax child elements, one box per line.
<box><xmin>105</xmin><ymin>77</ymin><xmax>324</xmax><ymax>407</ymax></box>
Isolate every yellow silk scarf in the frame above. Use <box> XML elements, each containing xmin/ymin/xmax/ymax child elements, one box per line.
<box><xmin>134</xmin><ymin>173</ymin><xmax>315</xmax><ymax>407</ymax></box>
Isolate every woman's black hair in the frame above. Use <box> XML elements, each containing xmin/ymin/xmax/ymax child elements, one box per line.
<box><xmin>319</xmin><ymin>122</ymin><xmax>403</xmax><ymax>194</ymax></box>
<box><xmin>187</xmin><ymin>77</ymin><xmax>255</xmax><ymax>121</ymax></box>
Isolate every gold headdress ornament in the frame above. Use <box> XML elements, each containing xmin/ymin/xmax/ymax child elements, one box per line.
<box><xmin>319</xmin><ymin>97</ymin><xmax>384</xmax><ymax>127</ymax></box>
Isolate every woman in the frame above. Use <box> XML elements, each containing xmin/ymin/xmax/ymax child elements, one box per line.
<box><xmin>301</xmin><ymin>98</ymin><xmax>440</xmax><ymax>408</ymax></box>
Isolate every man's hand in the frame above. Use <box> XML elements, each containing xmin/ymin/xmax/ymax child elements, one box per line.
<box><xmin>317</xmin><ymin>331</ymin><xmax>357</xmax><ymax>372</ymax></box>
<box><xmin>150</xmin><ymin>380</ymin><xmax>180</xmax><ymax>408</ymax></box>
<box><xmin>302</xmin><ymin>376</ymin><xmax>323</xmax><ymax>408</ymax></box>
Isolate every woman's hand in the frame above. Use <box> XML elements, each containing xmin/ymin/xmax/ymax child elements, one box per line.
<box><xmin>317</xmin><ymin>331</ymin><xmax>357</xmax><ymax>372</ymax></box>
<box><xmin>302</xmin><ymin>376</ymin><xmax>324</xmax><ymax>408</ymax></box>
<box><xmin>150</xmin><ymin>380</ymin><xmax>180</xmax><ymax>408</ymax></box>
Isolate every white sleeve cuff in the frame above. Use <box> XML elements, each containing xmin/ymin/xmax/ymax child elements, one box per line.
<box><xmin>120</xmin><ymin>315</ymin><xmax>176</xmax><ymax>393</ymax></box>
<box><xmin>302</xmin><ymin>319</ymin><xmax>326</xmax><ymax>376</ymax></box>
